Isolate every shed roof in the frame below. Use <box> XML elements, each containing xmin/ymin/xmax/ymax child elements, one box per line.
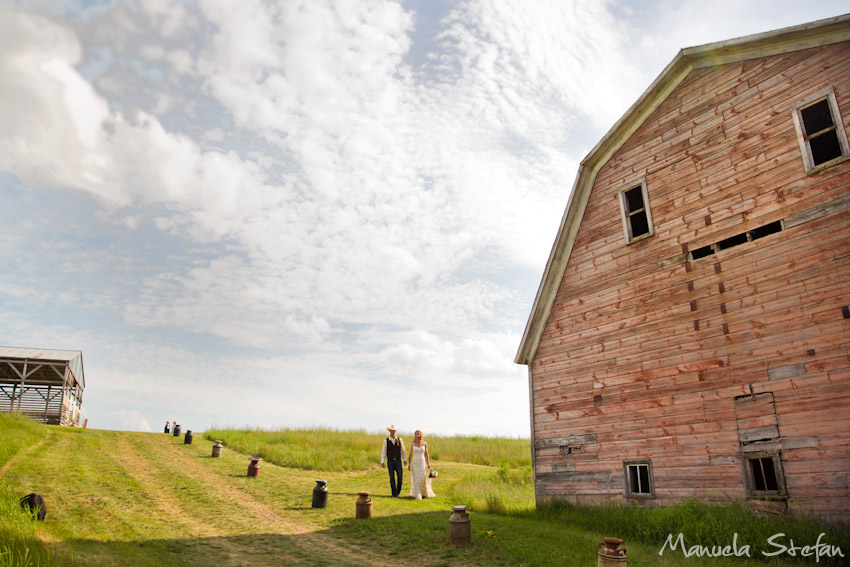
<box><xmin>515</xmin><ymin>14</ymin><xmax>850</xmax><ymax>366</ymax></box>
<box><xmin>0</xmin><ymin>346</ymin><xmax>85</xmax><ymax>388</ymax></box>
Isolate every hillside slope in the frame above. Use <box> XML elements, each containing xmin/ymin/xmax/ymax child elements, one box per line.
<box><xmin>1</xmin><ymin>420</ymin><xmax>443</xmax><ymax>566</ymax></box>
<box><xmin>3</xmin><ymin>415</ymin><xmax>843</xmax><ymax>567</ymax></box>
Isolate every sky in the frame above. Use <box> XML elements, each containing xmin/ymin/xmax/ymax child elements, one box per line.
<box><xmin>1</xmin><ymin>0</ymin><xmax>847</xmax><ymax>437</ymax></box>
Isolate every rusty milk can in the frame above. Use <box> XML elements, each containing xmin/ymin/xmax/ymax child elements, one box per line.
<box><xmin>598</xmin><ymin>537</ymin><xmax>627</xmax><ymax>567</ymax></box>
<box><xmin>355</xmin><ymin>491</ymin><xmax>372</xmax><ymax>519</ymax></box>
<box><xmin>212</xmin><ymin>440</ymin><xmax>223</xmax><ymax>458</ymax></box>
<box><xmin>312</xmin><ymin>479</ymin><xmax>329</xmax><ymax>508</ymax></box>
<box><xmin>248</xmin><ymin>457</ymin><xmax>261</xmax><ymax>478</ymax></box>
<box><xmin>184</xmin><ymin>430</ymin><xmax>193</xmax><ymax>445</ymax></box>
<box><xmin>173</xmin><ymin>423</ymin><xmax>181</xmax><ymax>437</ymax></box>
<box><xmin>449</xmin><ymin>505</ymin><xmax>471</xmax><ymax>547</ymax></box>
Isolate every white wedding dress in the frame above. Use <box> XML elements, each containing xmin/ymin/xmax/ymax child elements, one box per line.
<box><xmin>409</xmin><ymin>443</ymin><xmax>436</xmax><ymax>499</ymax></box>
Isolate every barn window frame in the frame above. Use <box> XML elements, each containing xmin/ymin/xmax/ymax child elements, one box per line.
<box><xmin>623</xmin><ymin>460</ymin><xmax>655</xmax><ymax>499</ymax></box>
<box><xmin>791</xmin><ymin>87</ymin><xmax>850</xmax><ymax>174</ymax></box>
<box><xmin>742</xmin><ymin>451</ymin><xmax>787</xmax><ymax>500</ymax></box>
<box><xmin>618</xmin><ymin>179</ymin><xmax>654</xmax><ymax>244</ymax></box>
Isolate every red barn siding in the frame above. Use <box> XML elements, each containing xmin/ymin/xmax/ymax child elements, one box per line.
<box><xmin>530</xmin><ymin>41</ymin><xmax>850</xmax><ymax>520</ymax></box>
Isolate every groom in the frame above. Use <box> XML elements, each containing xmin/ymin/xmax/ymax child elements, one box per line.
<box><xmin>380</xmin><ymin>425</ymin><xmax>407</xmax><ymax>497</ymax></box>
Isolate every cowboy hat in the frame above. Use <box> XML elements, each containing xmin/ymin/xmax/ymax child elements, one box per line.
<box><xmin>386</xmin><ymin>424</ymin><xmax>397</xmax><ymax>431</ymax></box>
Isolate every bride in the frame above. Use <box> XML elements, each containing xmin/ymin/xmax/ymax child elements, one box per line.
<box><xmin>408</xmin><ymin>430</ymin><xmax>436</xmax><ymax>500</ymax></box>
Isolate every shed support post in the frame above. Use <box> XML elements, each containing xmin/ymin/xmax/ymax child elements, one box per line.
<box><xmin>43</xmin><ymin>385</ymin><xmax>51</xmax><ymax>421</ymax></box>
<box><xmin>18</xmin><ymin>361</ymin><xmax>27</xmax><ymax>412</ymax></box>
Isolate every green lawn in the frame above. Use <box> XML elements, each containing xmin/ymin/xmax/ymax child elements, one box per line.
<box><xmin>1</xmin><ymin>413</ymin><xmax>846</xmax><ymax>567</ymax></box>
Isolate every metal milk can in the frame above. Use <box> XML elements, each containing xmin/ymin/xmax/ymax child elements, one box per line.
<box><xmin>184</xmin><ymin>430</ymin><xmax>193</xmax><ymax>445</ymax></box>
<box><xmin>312</xmin><ymin>479</ymin><xmax>329</xmax><ymax>508</ymax></box>
<box><xmin>449</xmin><ymin>505</ymin><xmax>471</xmax><ymax>547</ymax></box>
<box><xmin>355</xmin><ymin>491</ymin><xmax>372</xmax><ymax>519</ymax></box>
<box><xmin>212</xmin><ymin>440</ymin><xmax>223</xmax><ymax>458</ymax></box>
<box><xmin>247</xmin><ymin>457</ymin><xmax>261</xmax><ymax>478</ymax></box>
<box><xmin>598</xmin><ymin>537</ymin><xmax>627</xmax><ymax>566</ymax></box>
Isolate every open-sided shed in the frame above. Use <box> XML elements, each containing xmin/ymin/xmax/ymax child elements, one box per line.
<box><xmin>0</xmin><ymin>347</ymin><xmax>85</xmax><ymax>426</ymax></box>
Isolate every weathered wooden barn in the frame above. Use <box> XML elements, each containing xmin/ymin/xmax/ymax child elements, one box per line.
<box><xmin>0</xmin><ymin>347</ymin><xmax>85</xmax><ymax>426</ymax></box>
<box><xmin>515</xmin><ymin>15</ymin><xmax>850</xmax><ymax>521</ymax></box>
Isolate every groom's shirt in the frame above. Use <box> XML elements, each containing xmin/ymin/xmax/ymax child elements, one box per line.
<box><xmin>381</xmin><ymin>436</ymin><xmax>407</xmax><ymax>464</ymax></box>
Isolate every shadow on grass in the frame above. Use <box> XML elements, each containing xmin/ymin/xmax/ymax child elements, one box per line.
<box><xmin>327</xmin><ymin>510</ymin><xmax>598</xmax><ymax>567</ymax></box>
<box><xmin>58</xmin><ymin>532</ymin><xmax>343</xmax><ymax>567</ymax></box>
<box><xmin>51</xmin><ymin>509</ymin><xmax>844</xmax><ymax>567</ymax></box>
<box><xmin>55</xmin><ymin>515</ymin><xmax>469</xmax><ymax>567</ymax></box>
<box><xmin>333</xmin><ymin>491</ymin><xmax>397</xmax><ymax>499</ymax></box>
<box><xmin>52</xmin><ymin>511</ymin><xmax>595</xmax><ymax>567</ymax></box>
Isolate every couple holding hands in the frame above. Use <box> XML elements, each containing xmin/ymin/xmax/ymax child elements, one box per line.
<box><xmin>380</xmin><ymin>425</ymin><xmax>436</xmax><ymax>500</ymax></box>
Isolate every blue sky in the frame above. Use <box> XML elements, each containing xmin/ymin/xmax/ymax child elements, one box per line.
<box><xmin>1</xmin><ymin>0</ymin><xmax>847</xmax><ymax>436</ymax></box>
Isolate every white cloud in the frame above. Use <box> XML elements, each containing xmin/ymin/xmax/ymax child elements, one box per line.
<box><xmin>0</xmin><ymin>1</ymin><xmax>635</xmax><ymax>437</ymax></box>
<box><xmin>5</xmin><ymin>0</ymin><xmax>843</xmax><ymax>436</ymax></box>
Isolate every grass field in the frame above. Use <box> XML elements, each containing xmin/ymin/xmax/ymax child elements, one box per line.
<box><xmin>203</xmin><ymin>427</ymin><xmax>532</xmax><ymax>470</ymax></box>
<box><xmin>2</xmin><ymin>413</ymin><xmax>847</xmax><ymax>567</ymax></box>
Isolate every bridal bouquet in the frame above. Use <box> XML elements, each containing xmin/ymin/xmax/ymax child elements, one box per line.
<box><xmin>429</xmin><ymin>469</ymin><xmax>438</xmax><ymax>478</ymax></box>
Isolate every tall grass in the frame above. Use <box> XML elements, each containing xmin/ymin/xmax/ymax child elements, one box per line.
<box><xmin>446</xmin><ymin>461</ymin><xmax>535</xmax><ymax>514</ymax></box>
<box><xmin>204</xmin><ymin>426</ymin><xmax>531</xmax><ymax>471</ymax></box>
<box><xmin>534</xmin><ymin>499</ymin><xmax>850</xmax><ymax>564</ymax></box>
<box><xmin>0</xmin><ymin>413</ymin><xmax>56</xmax><ymax>567</ymax></box>
<box><xmin>0</xmin><ymin>485</ymin><xmax>55</xmax><ymax>567</ymax></box>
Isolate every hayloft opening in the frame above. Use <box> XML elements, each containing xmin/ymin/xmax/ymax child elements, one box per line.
<box><xmin>749</xmin><ymin>220</ymin><xmax>783</xmax><ymax>240</ymax></box>
<box><xmin>691</xmin><ymin>244</ymin><xmax>714</xmax><ymax>259</ymax></box>
<box><xmin>687</xmin><ymin>220</ymin><xmax>785</xmax><ymax>261</ymax></box>
<box><xmin>716</xmin><ymin>232</ymin><xmax>749</xmax><ymax>250</ymax></box>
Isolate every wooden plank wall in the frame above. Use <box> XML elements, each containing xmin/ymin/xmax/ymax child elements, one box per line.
<box><xmin>0</xmin><ymin>361</ymin><xmax>79</xmax><ymax>426</ymax></box>
<box><xmin>531</xmin><ymin>41</ymin><xmax>850</xmax><ymax>520</ymax></box>
<box><xmin>0</xmin><ymin>384</ymin><xmax>66</xmax><ymax>425</ymax></box>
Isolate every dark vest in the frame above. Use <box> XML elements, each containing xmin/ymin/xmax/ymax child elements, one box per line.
<box><xmin>386</xmin><ymin>437</ymin><xmax>402</xmax><ymax>460</ymax></box>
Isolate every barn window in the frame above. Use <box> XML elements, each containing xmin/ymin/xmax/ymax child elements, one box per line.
<box><xmin>618</xmin><ymin>180</ymin><xmax>654</xmax><ymax>243</ymax></box>
<box><xmin>792</xmin><ymin>88</ymin><xmax>850</xmax><ymax>173</ymax></box>
<box><xmin>624</xmin><ymin>460</ymin><xmax>654</xmax><ymax>498</ymax></box>
<box><xmin>743</xmin><ymin>452</ymin><xmax>787</xmax><ymax>498</ymax></box>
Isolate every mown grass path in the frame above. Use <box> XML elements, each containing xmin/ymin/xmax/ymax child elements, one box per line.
<box><xmin>3</xmin><ymin>427</ymin><xmax>448</xmax><ymax>566</ymax></box>
<box><xmin>0</xmin><ymin>437</ymin><xmax>46</xmax><ymax>477</ymax></box>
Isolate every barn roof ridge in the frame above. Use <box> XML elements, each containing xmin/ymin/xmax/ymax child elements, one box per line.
<box><xmin>0</xmin><ymin>346</ymin><xmax>83</xmax><ymax>360</ymax></box>
<box><xmin>515</xmin><ymin>13</ymin><xmax>850</xmax><ymax>366</ymax></box>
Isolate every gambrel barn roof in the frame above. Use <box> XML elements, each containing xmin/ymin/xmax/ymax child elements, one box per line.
<box><xmin>515</xmin><ymin>13</ymin><xmax>850</xmax><ymax>365</ymax></box>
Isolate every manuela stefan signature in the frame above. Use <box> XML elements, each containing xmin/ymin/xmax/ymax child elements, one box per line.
<box><xmin>659</xmin><ymin>532</ymin><xmax>844</xmax><ymax>562</ymax></box>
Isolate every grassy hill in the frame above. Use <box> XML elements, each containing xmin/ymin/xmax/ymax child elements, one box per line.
<box><xmin>2</xmin><ymin>413</ymin><xmax>847</xmax><ymax>567</ymax></box>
